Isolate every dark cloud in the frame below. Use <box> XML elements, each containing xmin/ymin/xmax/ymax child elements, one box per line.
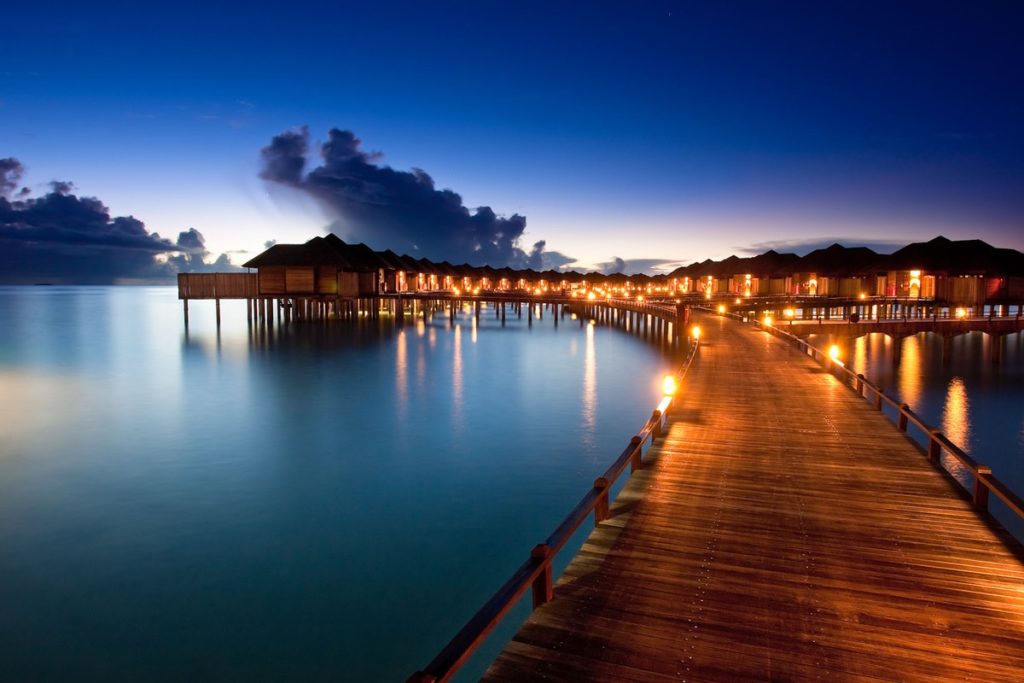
<box><xmin>740</xmin><ymin>237</ymin><xmax>907</xmax><ymax>256</ymax></box>
<box><xmin>166</xmin><ymin>228</ymin><xmax>244</xmax><ymax>274</ymax></box>
<box><xmin>604</xmin><ymin>257</ymin><xmax>627</xmax><ymax>275</ymax></box>
<box><xmin>260</xmin><ymin>127</ymin><xmax>573</xmax><ymax>268</ymax></box>
<box><xmin>596</xmin><ymin>256</ymin><xmax>680</xmax><ymax>276</ymax></box>
<box><xmin>263</xmin><ymin>239</ymin><xmax>277</xmax><ymax>249</ymax></box>
<box><xmin>175</xmin><ymin>227</ymin><xmax>206</xmax><ymax>252</ymax></box>
<box><xmin>0</xmin><ymin>157</ymin><xmax>24</xmax><ymax>197</ymax></box>
<box><xmin>0</xmin><ymin>158</ymin><xmax>240</xmax><ymax>283</ymax></box>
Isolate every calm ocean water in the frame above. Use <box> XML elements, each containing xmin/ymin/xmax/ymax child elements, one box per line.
<box><xmin>2</xmin><ymin>288</ymin><xmax>1022</xmax><ymax>680</ymax></box>
<box><xmin>0</xmin><ymin>286</ymin><xmax>674</xmax><ymax>681</ymax></box>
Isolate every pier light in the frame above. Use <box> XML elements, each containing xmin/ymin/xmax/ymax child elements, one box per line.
<box><xmin>735</xmin><ymin>298</ymin><xmax>741</xmax><ymax>304</ymax></box>
<box><xmin>859</xmin><ymin>293</ymin><xmax>867</xmax><ymax>300</ymax></box>
<box><xmin>534</xmin><ymin>288</ymin><xmax>542</xmax><ymax>295</ymax></box>
<box><xmin>829</xmin><ymin>344</ymin><xmax>844</xmax><ymax>367</ymax></box>
<box><xmin>637</xmin><ymin>295</ymin><xmax>645</xmax><ymax>302</ymax></box>
<box><xmin>784</xmin><ymin>308</ymin><xmax>794</xmax><ymax>318</ymax></box>
<box><xmin>691</xmin><ymin>325</ymin><xmax>701</xmax><ymax>340</ymax></box>
<box><xmin>717</xmin><ymin>305</ymin><xmax>726</xmax><ymax>314</ymax></box>
<box><xmin>473</xmin><ymin>287</ymin><xmax>480</xmax><ymax>295</ymax></box>
<box><xmin>452</xmin><ymin>287</ymin><xmax>461</xmax><ymax>296</ymax></box>
<box><xmin>662</xmin><ymin>374</ymin><xmax>678</xmax><ymax>396</ymax></box>
<box><xmin>956</xmin><ymin>307</ymin><xmax>967</xmax><ymax>319</ymax></box>
<box><xmin>587</xmin><ymin>291</ymin><xmax>596</xmax><ymax>301</ymax></box>
<box><xmin>762</xmin><ymin>314</ymin><xmax>773</xmax><ymax>327</ymax></box>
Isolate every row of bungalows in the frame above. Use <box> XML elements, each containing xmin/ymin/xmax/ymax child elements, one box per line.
<box><xmin>664</xmin><ymin>237</ymin><xmax>1024</xmax><ymax>306</ymax></box>
<box><xmin>241</xmin><ymin>235</ymin><xmax>597</xmax><ymax>298</ymax></box>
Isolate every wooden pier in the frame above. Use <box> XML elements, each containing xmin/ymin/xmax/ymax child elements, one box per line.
<box><xmin>408</xmin><ymin>309</ymin><xmax>1024</xmax><ymax>682</ymax></box>
<box><xmin>481</xmin><ymin>312</ymin><xmax>1024</xmax><ymax>681</ymax></box>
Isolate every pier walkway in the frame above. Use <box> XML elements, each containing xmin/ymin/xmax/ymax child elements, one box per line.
<box><xmin>484</xmin><ymin>313</ymin><xmax>1024</xmax><ymax>681</ymax></box>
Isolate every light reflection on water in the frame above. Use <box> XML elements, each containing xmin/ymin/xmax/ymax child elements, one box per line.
<box><xmin>0</xmin><ymin>286</ymin><xmax>669</xmax><ymax>681</ymax></box>
<box><xmin>582</xmin><ymin>321</ymin><xmax>597</xmax><ymax>445</ymax></box>
<box><xmin>942</xmin><ymin>377</ymin><xmax>971</xmax><ymax>454</ymax></box>
<box><xmin>897</xmin><ymin>335</ymin><xmax>923</xmax><ymax>409</ymax></box>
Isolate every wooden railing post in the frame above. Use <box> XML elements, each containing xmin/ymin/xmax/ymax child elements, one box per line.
<box><xmin>974</xmin><ymin>467</ymin><xmax>991</xmax><ymax>513</ymax></box>
<box><xmin>928</xmin><ymin>429</ymin><xmax>942</xmax><ymax>463</ymax></box>
<box><xmin>651</xmin><ymin>410</ymin><xmax>663</xmax><ymax>441</ymax></box>
<box><xmin>856</xmin><ymin>373</ymin><xmax>865</xmax><ymax>396</ymax></box>
<box><xmin>594</xmin><ymin>477</ymin><xmax>610</xmax><ymax>525</ymax></box>
<box><xmin>898</xmin><ymin>404</ymin><xmax>910</xmax><ymax>431</ymax></box>
<box><xmin>629</xmin><ymin>435</ymin><xmax>643</xmax><ymax>473</ymax></box>
<box><xmin>874</xmin><ymin>389</ymin><xmax>883</xmax><ymax>411</ymax></box>
<box><xmin>531</xmin><ymin>544</ymin><xmax>553</xmax><ymax>608</ymax></box>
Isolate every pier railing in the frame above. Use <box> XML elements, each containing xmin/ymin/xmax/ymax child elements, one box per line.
<box><xmin>698</xmin><ymin>305</ymin><xmax>1024</xmax><ymax>524</ymax></box>
<box><xmin>408</xmin><ymin>333</ymin><xmax>700</xmax><ymax>683</ymax></box>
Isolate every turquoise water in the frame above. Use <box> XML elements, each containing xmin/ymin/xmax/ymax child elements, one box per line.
<box><xmin>0</xmin><ymin>287</ymin><xmax>670</xmax><ymax>681</ymax></box>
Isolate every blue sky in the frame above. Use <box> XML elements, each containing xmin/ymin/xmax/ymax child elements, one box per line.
<box><xmin>2</xmin><ymin>1</ymin><xmax>1022</xmax><ymax>275</ymax></box>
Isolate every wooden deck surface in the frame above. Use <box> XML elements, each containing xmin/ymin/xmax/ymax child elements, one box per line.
<box><xmin>485</xmin><ymin>313</ymin><xmax>1024</xmax><ymax>682</ymax></box>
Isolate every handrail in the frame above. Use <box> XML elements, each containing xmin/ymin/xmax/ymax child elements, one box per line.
<box><xmin>408</xmin><ymin>331</ymin><xmax>699</xmax><ymax>683</ymax></box>
<box><xmin>695</xmin><ymin>305</ymin><xmax>1024</xmax><ymax>525</ymax></box>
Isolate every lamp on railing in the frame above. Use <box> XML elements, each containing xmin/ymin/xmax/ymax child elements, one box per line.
<box><xmin>829</xmin><ymin>344</ymin><xmax>844</xmax><ymax>368</ymax></box>
<box><xmin>717</xmin><ymin>304</ymin><xmax>726</xmax><ymax>314</ymax></box>
<box><xmin>762</xmin><ymin>314</ymin><xmax>773</xmax><ymax>327</ymax></box>
<box><xmin>691</xmin><ymin>325</ymin><xmax>701</xmax><ymax>341</ymax></box>
<box><xmin>662</xmin><ymin>374</ymin><xmax>678</xmax><ymax>397</ymax></box>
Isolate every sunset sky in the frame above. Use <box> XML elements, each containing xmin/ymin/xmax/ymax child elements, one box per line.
<box><xmin>2</xmin><ymin>1</ymin><xmax>1022</xmax><ymax>278</ymax></box>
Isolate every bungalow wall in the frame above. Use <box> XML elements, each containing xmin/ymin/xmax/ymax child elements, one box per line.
<box><xmin>764</xmin><ymin>277</ymin><xmax>789</xmax><ymax>295</ymax></box>
<box><xmin>1006</xmin><ymin>277</ymin><xmax>1024</xmax><ymax>301</ymax></box>
<box><xmin>258</xmin><ymin>266</ymin><xmax>376</xmax><ymax>297</ymax></box>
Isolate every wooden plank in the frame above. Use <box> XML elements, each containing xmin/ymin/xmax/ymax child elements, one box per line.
<box><xmin>485</xmin><ymin>312</ymin><xmax>1024</xmax><ymax>682</ymax></box>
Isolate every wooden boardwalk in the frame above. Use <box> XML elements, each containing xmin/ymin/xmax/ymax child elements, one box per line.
<box><xmin>485</xmin><ymin>313</ymin><xmax>1024</xmax><ymax>682</ymax></box>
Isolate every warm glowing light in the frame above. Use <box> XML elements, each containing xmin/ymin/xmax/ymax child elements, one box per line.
<box><xmin>859</xmin><ymin>292</ymin><xmax>866</xmax><ymax>300</ymax></box>
<box><xmin>662</xmin><ymin>375</ymin><xmax>678</xmax><ymax>396</ymax></box>
<box><xmin>472</xmin><ymin>287</ymin><xmax>480</xmax><ymax>295</ymax></box>
<box><xmin>829</xmin><ymin>345</ymin><xmax>840</xmax><ymax>361</ymax></box>
<box><xmin>534</xmin><ymin>288</ymin><xmax>542</xmax><ymax>295</ymax></box>
<box><xmin>717</xmin><ymin>305</ymin><xmax>726</xmax><ymax>314</ymax></box>
<box><xmin>956</xmin><ymin>307</ymin><xmax>967</xmax><ymax>319</ymax></box>
<box><xmin>784</xmin><ymin>308</ymin><xmax>794</xmax><ymax>318</ymax></box>
<box><xmin>637</xmin><ymin>295</ymin><xmax>644</xmax><ymax>302</ymax></box>
<box><xmin>909</xmin><ymin>270</ymin><xmax>921</xmax><ymax>278</ymax></box>
<box><xmin>762</xmin><ymin>315</ymin><xmax>772</xmax><ymax>326</ymax></box>
<box><xmin>587</xmin><ymin>292</ymin><xmax>596</xmax><ymax>301</ymax></box>
<box><xmin>691</xmin><ymin>325</ymin><xmax>701</xmax><ymax>340</ymax></box>
<box><xmin>735</xmin><ymin>298</ymin><xmax>741</xmax><ymax>304</ymax></box>
<box><xmin>452</xmin><ymin>287</ymin><xmax>460</xmax><ymax>296</ymax></box>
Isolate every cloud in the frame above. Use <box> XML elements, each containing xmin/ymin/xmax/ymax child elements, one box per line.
<box><xmin>739</xmin><ymin>237</ymin><xmax>907</xmax><ymax>256</ymax></box>
<box><xmin>595</xmin><ymin>256</ymin><xmax>682</xmax><ymax>276</ymax></box>
<box><xmin>166</xmin><ymin>228</ymin><xmax>244</xmax><ymax>274</ymax></box>
<box><xmin>0</xmin><ymin>158</ymin><xmax>240</xmax><ymax>283</ymax></box>
<box><xmin>260</xmin><ymin>127</ymin><xmax>573</xmax><ymax>268</ymax></box>
<box><xmin>524</xmin><ymin>239</ymin><xmax>577</xmax><ymax>271</ymax></box>
<box><xmin>0</xmin><ymin>157</ymin><xmax>25</xmax><ymax>197</ymax></box>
